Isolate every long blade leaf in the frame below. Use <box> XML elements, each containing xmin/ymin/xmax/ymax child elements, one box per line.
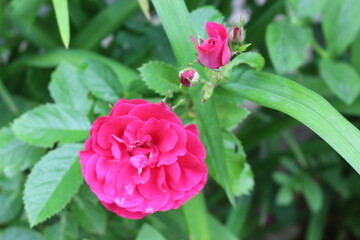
<box><xmin>223</xmin><ymin>69</ymin><xmax>360</xmax><ymax>174</ymax></box>
<box><xmin>52</xmin><ymin>0</ymin><xmax>70</xmax><ymax>48</ymax></box>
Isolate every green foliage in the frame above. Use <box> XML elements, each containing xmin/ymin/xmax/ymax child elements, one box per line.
<box><xmin>2</xmin><ymin>0</ymin><xmax>360</xmax><ymax>239</ymax></box>
<box><xmin>12</xmin><ymin>104</ymin><xmax>91</xmax><ymax>147</ymax></box>
<box><xmin>266</xmin><ymin>18</ymin><xmax>311</xmax><ymax>73</ymax></box>
<box><xmin>24</xmin><ymin>144</ymin><xmax>83</xmax><ymax>227</ymax></box>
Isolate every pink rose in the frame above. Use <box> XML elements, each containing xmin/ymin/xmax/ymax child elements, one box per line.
<box><xmin>191</xmin><ymin>22</ymin><xmax>231</xmax><ymax>69</ymax></box>
<box><xmin>79</xmin><ymin>99</ymin><xmax>207</xmax><ymax>219</ymax></box>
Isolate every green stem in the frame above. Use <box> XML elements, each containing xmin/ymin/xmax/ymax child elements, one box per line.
<box><xmin>0</xmin><ymin>78</ymin><xmax>18</xmax><ymax>114</ymax></box>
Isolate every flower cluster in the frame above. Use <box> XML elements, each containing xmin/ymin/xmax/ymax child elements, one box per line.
<box><xmin>79</xmin><ymin>99</ymin><xmax>207</xmax><ymax>219</ymax></box>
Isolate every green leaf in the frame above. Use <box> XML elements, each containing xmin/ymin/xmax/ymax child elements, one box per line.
<box><xmin>322</xmin><ymin>0</ymin><xmax>360</xmax><ymax>56</ymax></box>
<box><xmin>52</xmin><ymin>0</ymin><xmax>70</xmax><ymax>48</ymax></box>
<box><xmin>289</xmin><ymin>0</ymin><xmax>328</xmax><ymax>19</ymax></box>
<box><xmin>139</xmin><ymin>61</ymin><xmax>180</xmax><ymax>96</ymax></box>
<box><xmin>182</xmin><ymin>193</ymin><xmax>210</xmax><ymax>240</ymax></box>
<box><xmin>266</xmin><ymin>18</ymin><xmax>311</xmax><ymax>73</ymax></box>
<box><xmin>72</xmin><ymin>0</ymin><xmax>138</xmax><ymax>49</ymax></box>
<box><xmin>351</xmin><ymin>34</ymin><xmax>360</xmax><ymax>73</ymax></box>
<box><xmin>24</xmin><ymin>144</ymin><xmax>84</xmax><ymax>227</ymax></box>
<box><xmin>319</xmin><ymin>59</ymin><xmax>360</xmax><ymax>105</ymax></box>
<box><xmin>0</xmin><ymin>77</ymin><xmax>18</xmax><ymax>114</ymax></box>
<box><xmin>0</xmin><ymin>227</ymin><xmax>44</xmax><ymax>240</ymax></box>
<box><xmin>0</xmin><ymin>127</ymin><xmax>45</xmax><ymax>177</ymax></box>
<box><xmin>49</xmin><ymin>62</ymin><xmax>91</xmax><ymax>114</ymax></box>
<box><xmin>80</xmin><ymin>60</ymin><xmax>123</xmax><ymax>103</ymax></box>
<box><xmin>44</xmin><ymin>212</ymin><xmax>78</xmax><ymax>240</ymax></box>
<box><xmin>7</xmin><ymin>0</ymin><xmax>45</xmax><ymax>27</ymax></box>
<box><xmin>190</xmin><ymin>6</ymin><xmax>224</xmax><ymax>38</ymax></box>
<box><xmin>222</xmin><ymin>69</ymin><xmax>360</xmax><ymax>174</ymax></box>
<box><xmin>222</xmin><ymin>52</ymin><xmax>265</xmax><ymax>78</ymax></box>
<box><xmin>151</xmin><ymin>0</ymin><xmax>234</xmax><ymax>204</ymax></box>
<box><xmin>12</xmin><ymin>104</ymin><xmax>91</xmax><ymax>147</ymax></box>
<box><xmin>137</xmin><ymin>0</ymin><xmax>151</xmax><ymax>20</ymax></box>
<box><xmin>300</xmin><ymin>175</ymin><xmax>324</xmax><ymax>213</ymax></box>
<box><xmin>136</xmin><ymin>224</ymin><xmax>166</xmax><ymax>240</ymax></box>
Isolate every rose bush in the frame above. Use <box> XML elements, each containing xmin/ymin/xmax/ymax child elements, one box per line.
<box><xmin>79</xmin><ymin>99</ymin><xmax>207</xmax><ymax>219</ymax></box>
<box><xmin>191</xmin><ymin>22</ymin><xmax>231</xmax><ymax>69</ymax></box>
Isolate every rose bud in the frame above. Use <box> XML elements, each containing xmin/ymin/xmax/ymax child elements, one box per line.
<box><xmin>79</xmin><ymin>99</ymin><xmax>207</xmax><ymax>219</ymax></box>
<box><xmin>191</xmin><ymin>22</ymin><xmax>231</xmax><ymax>69</ymax></box>
<box><xmin>179</xmin><ymin>69</ymin><xmax>200</xmax><ymax>87</ymax></box>
<box><xmin>230</xmin><ymin>27</ymin><xmax>243</xmax><ymax>43</ymax></box>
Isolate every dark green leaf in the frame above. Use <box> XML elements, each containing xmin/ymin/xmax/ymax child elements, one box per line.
<box><xmin>276</xmin><ymin>186</ymin><xmax>294</xmax><ymax>206</ymax></box>
<box><xmin>266</xmin><ymin>18</ymin><xmax>311</xmax><ymax>73</ymax></box>
<box><xmin>322</xmin><ymin>0</ymin><xmax>360</xmax><ymax>56</ymax></box>
<box><xmin>138</xmin><ymin>61</ymin><xmax>180</xmax><ymax>96</ymax></box>
<box><xmin>12</xmin><ymin>104</ymin><xmax>91</xmax><ymax>147</ymax></box>
<box><xmin>300</xmin><ymin>175</ymin><xmax>324</xmax><ymax>213</ymax></box>
<box><xmin>0</xmin><ymin>227</ymin><xmax>44</xmax><ymax>240</ymax></box>
<box><xmin>49</xmin><ymin>62</ymin><xmax>91</xmax><ymax>114</ymax></box>
<box><xmin>319</xmin><ymin>59</ymin><xmax>360</xmax><ymax>105</ymax></box>
<box><xmin>80</xmin><ymin>60</ymin><xmax>123</xmax><ymax>103</ymax></box>
<box><xmin>24</xmin><ymin>144</ymin><xmax>84</xmax><ymax>227</ymax></box>
<box><xmin>136</xmin><ymin>224</ymin><xmax>166</xmax><ymax>240</ymax></box>
<box><xmin>71</xmin><ymin>191</ymin><xmax>107</xmax><ymax>235</ymax></box>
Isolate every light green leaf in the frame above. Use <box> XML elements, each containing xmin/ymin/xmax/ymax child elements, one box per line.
<box><xmin>319</xmin><ymin>59</ymin><xmax>360</xmax><ymax>105</ymax></box>
<box><xmin>49</xmin><ymin>62</ymin><xmax>91</xmax><ymax>114</ymax></box>
<box><xmin>289</xmin><ymin>0</ymin><xmax>328</xmax><ymax>19</ymax></box>
<box><xmin>0</xmin><ymin>227</ymin><xmax>44</xmax><ymax>240</ymax></box>
<box><xmin>223</xmin><ymin>130</ymin><xmax>254</xmax><ymax>196</ymax></box>
<box><xmin>190</xmin><ymin>6</ymin><xmax>224</xmax><ymax>38</ymax></box>
<box><xmin>24</xmin><ymin>144</ymin><xmax>84</xmax><ymax>227</ymax></box>
<box><xmin>0</xmin><ymin>127</ymin><xmax>45</xmax><ymax>177</ymax></box>
<box><xmin>137</xmin><ymin>0</ymin><xmax>151</xmax><ymax>20</ymax></box>
<box><xmin>12</xmin><ymin>104</ymin><xmax>91</xmax><ymax>147</ymax></box>
<box><xmin>52</xmin><ymin>0</ymin><xmax>70</xmax><ymax>48</ymax></box>
<box><xmin>300</xmin><ymin>175</ymin><xmax>324</xmax><ymax>213</ymax></box>
<box><xmin>139</xmin><ymin>61</ymin><xmax>180</xmax><ymax>97</ymax></box>
<box><xmin>266</xmin><ymin>18</ymin><xmax>311</xmax><ymax>73</ymax></box>
<box><xmin>223</xmin><ymin>52</ymin><xmax>265</xmax><ymax>76</ymax></box>
<box><xmin>222</xmin><ymin>69</ymin><xmax>360</xmax><ymax>174</ymax></box>
<box><xmin>136</xmin><ymin>224</ymin><xmax>166</xmax><ymax>240</ymax></box>
<box><xmin>80</xmin><ymin>60</ymin><xmax>123</xmax><ymax>103</ymax></box>
<box><xmin>151</xmin><ymin>0</ymin><xmax>235</xmax><ymax>204</ymax></box>
<box><xmin>182</xmin><ymin>193</ymin><xmax>210</xmax><ymax>240</ymax></box>
<box><xmin>322</xmin><ymin>0</ymin><xmax>360</xmax><ymax>56</ymax></box>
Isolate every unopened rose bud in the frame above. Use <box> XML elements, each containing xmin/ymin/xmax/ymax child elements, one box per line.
<box><xmin>179</xmin><ymin>69</ymin><xmax>199</xmax><ymax>87</ymax></box>
<box><xmin>230</xmin><ymin>27</ymin><xmax>243</xmax><ymax>43</ymax></box>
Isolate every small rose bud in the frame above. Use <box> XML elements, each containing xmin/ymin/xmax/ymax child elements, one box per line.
<box><xmin>230</xmin><ymin>27</ymin><xmax>243</xmax><ymax>43</ymax></box>
<box><xmin>179</xmin><ymin>69</ymin><xmax>200</xmax><ymax>87</ymax></box>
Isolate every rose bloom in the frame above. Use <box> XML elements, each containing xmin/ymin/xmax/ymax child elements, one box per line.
<box><xmin>79</xmin><ymin>99</ymin><xmax>207</xmax><ymax>219</ymax></box>
<box><xmin>191</xmin><ymin>22</ymin><xmax>231</xmax><ymax>69</ymax></box>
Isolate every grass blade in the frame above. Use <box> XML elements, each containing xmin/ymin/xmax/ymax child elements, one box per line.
<box><xmin>52</xmin><ymin>0</ymin><xmax>70</xmax><ymax>48</ymax></box>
